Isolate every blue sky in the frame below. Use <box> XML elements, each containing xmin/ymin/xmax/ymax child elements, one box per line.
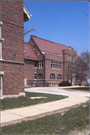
<box><xmin>24</xmin><ymin>1</ymin><xmax>89</xmax><ymax>55</ymax></box>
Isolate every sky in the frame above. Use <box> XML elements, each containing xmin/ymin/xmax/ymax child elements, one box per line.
<box><xmin>24</xmin><ymin>1</ymin><xmax>89</xmax><ymax>55</ymax></box>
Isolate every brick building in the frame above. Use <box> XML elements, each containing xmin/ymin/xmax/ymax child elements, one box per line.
<box><xmin>24</xmin><ymin>35</ymin><xmax>78</xmax><ymax>87</ymax></box>
<box><xmin>0</xmin><ymin>1</ymin><xmax>31</xmax><ymax>98</ymax></box>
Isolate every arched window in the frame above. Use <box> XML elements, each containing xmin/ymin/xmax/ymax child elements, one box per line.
<box><xmin>38</xmin><ymin>73</ymin><xmax>43</xmax><ymax>79</ymax></box>
<box><xmin>57</xmin><ymin>74</ymin><xmax>62</xmax><ymax>79</ymax></box>
<box><xmin>50</xmin><ymin>73</ymin><xmax>55</xmax><ymax>79</ymax></box>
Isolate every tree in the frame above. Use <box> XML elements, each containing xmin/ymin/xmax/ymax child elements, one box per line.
<box><xmin>65</xmin><ymin>50</ymin><xmax>89</xmax><ymax>85</ymax></box>
<box><xmin>24</xmin><ymin>27</ymin><xmax>36</xmax><ymax>35</ymax></box>
<box><xmin>66</xmin><ymin>62</ymin><xmax>75</xmax><ymax>85</ymax></box>
<box><xmin>65</xmin><ymin>49</ymin><xmax>77</xmax><ymax>85</ymax></box>
<box><xmin>74</xmin><ymin>56</ymin><xmax>87</xmax><ymax>85</ymax></box>
<box><xmin>24</xmin><ymin>23</ymin><xmax>37</xmax><ymax>36</ymax></box>
<box><xmin>80</xmin><ymin>51</ymin><xmax>90</xmax><ymax>79</ymax></box>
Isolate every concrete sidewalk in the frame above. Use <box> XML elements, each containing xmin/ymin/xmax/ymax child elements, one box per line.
<box><xmin>1</xmin><ymin>96</ymin><xmax>89</xmax><ymax>127</ymax></box>
<box><xmin>25</xmin><ymin>87</ymin><xmax>90</xmax><ymax>97</ymax></box>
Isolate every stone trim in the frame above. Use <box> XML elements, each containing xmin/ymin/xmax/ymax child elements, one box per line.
<box><xmin>0</xmin><ymin>21</ymin><xmax>4</xmax><ymax>59</ymax></box>
<box><xmin>1</xmin><ymin>20</ymin><xmax>24</xmax><ymax>28</ymax></box>
<box><xmin>0</xmin><ymin>21</ymin><xmax>3</xmax><ymax>25</ymax></box>
<box><xmin>0</xmin><ymin>71</ymin><xmax>4</xmax><ymax>75</ymax></box>
<box><xmin>0</xmin><ymin>38</ymin><xmax>5</xmax><ymax>41</ymax></box>
<box><xmin>44</xmin><ymin>58</ymin><xmax>63</xmax><ymax>62</ymax></box>
<box><xmin>42</xmin><ymin>51</ymin><xmax>63</xmax><ymax>57</ymax></box>
<box><xmin>0</xmin><ymin>59</ymin><xmax>24</xmax><ymax>64</ymax></box>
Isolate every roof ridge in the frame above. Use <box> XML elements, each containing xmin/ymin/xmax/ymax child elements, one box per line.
<box><xmin>31</xmin><ymin>35</ymin><xmax>70</xmax><ymax>48</ymax></box>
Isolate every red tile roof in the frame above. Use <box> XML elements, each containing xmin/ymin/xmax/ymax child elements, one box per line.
<box><xmin>24</xmin><ymin>43</ymin><xmax>38</xmax><ymax>60</ymax></box>
<box><xmin>31</xmin><ymin>35</ymin><xmax>71</xmax><ymax>55</ymax></box>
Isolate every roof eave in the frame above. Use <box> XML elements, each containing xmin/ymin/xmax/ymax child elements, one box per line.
<box><xmin>24</xmin><ymin>57</ymin><xmax>39</xmax><ymax>61</ymax></box>
<box><xmin>23</xmin><ymin>4</ymin><xmax>32</xmax><ymax>22</ymax></box>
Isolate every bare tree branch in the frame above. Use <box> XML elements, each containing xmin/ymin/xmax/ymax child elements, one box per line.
<box><xmin>65</xmin><ymin>49</ymin><xmax>89</xmax><ymax>85</ymax></box>
<box><xmin>24</xmin><ymin>28</ymin><xmax>37</xmax><ymax>35</ymax></box>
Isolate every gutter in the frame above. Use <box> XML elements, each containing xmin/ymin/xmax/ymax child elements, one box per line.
<box><xmin>23</xmin><ymin>3</ymin><xmax>32</xmax><ymax>21</ymax></box>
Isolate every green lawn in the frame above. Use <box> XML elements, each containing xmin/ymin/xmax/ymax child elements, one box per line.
<box><xmin>1</xmin><ymin>101</ymin><xmax>89</xmax><ymax>134</ymax></box>
<box><xmin>1</xmin><ymin>92</ymin><xmax>68</xmax><ymax>110</ymax></box>
<box><xmin>67</xmin><ymin>86</ymin><xmax>89</xmax><ymax>91</ymax></box>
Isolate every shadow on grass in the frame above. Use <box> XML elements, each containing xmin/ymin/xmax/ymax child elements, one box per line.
<box><xmin>67</xmin><ymin>86</ymin><xmax>89</xmax><ymax>91</ymax></box>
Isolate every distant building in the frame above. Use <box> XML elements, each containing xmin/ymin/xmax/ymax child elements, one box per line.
<box><xmin>0</xmin><ymin>1</ymin><xmax>31</xmax><ymax>98</ymax></box>
<box><xmin>24</xmin><ymin>35</ymin><xmax>79</xmax><ymax>87</ymax></box>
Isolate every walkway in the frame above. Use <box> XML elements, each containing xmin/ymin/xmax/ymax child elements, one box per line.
<box><xmin>25</xmin><ymin>87</ymin><xmax>90</xmax><ymax>97</ymax></box>
<box><xmin>1</xmin><ymin>95</ymin><xmax>89</xmax><ymax>127</ymax></box>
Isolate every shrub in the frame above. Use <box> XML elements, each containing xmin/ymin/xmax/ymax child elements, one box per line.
<box><xmin>58</xmin><ymin>81</ymin><xmax>71</xmax><ymax>86</ymax></box>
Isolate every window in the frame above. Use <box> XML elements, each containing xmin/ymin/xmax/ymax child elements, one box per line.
<box><xmin>57</xmin><ymin>74</ymin><xmax>62</xmax><ymax>79</ymax></box>
<box><xmin>34</xmin><ymin>62</ymin><xmax>37</xmax><ymax>68</ymax></box>
<box><xmin>0</xmin><ymin>75</ymin><xmax>2</xmax><ymax>95</ymax></box>
<box><xmin>0</xmin><ymin>21</ymin><xmax>4</xmax><ymax>60</ymax></box>
<box><xmin>26</xmin><ymin>60</ymin><xmax>30</xmax><ymax>64</ymax></box>
<box><xmin>38</xmin><ymin>61</ymin><xmax>43</xmax><ymax>68</ymax></box>
<box><xmin>38</xmin><ymin>73</ymin><xmax>43</xmax><ymax>79</ymax></box>
<box><xmin>51</xmin><ymin>61</ymin><xmax>61</xmax><ymax>69</ymax></box>
<box><xmin>0</xmin><ymin>22</ymin><xmax>1</xmax><ymax>59</ymax></box>
<box><xmin>34</xmin><ymin>73</ymin><xmax>37</xmax><ymax>79</ymax></box>
<box><xmin>50</xmin><ymin>73</ymin><xmax>55</xmax><ymax>79</ymax></box>
<box><xmin>33</xmin><ymin>46</ymin><xmax>35</xmax><ymax>50</ymax></box>
<box><xmin>68</xmin><ymin>54</ymin><xmax>76</xmax><ymax>61</ymax></box>
<box><xmin>0</xmin><ymin>71</ymin><xmax>4</xmax><ymax>96</ymax></box>
<box><xmin>37</xmin><ymin>52</ymin><xmax>40</xmax><ymax>55</ymax></box>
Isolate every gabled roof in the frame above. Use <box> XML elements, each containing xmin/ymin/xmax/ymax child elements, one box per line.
<box><xmin>24</xmin><ymin>43</ymin><xmax>38</xmax><ymax>60</ymax></box>
<box><xmin>31</xmin><ymin>35</ymin><xmax>71</xmax><ymax>55</ymax></box>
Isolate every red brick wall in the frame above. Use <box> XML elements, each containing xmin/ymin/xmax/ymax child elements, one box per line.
<box><xmin>24</xmin><ymin>60</ymin><xmax>44</xmax><ymax>80</ymax></box>
<box><xmin>1</xmin><ymin>1</ymin><xmax>24</xmax><ymax>95</ymax></box>
<box><xmin>44</xmin><ymin>54</ymin><xmax>63</xmax><ymax>85</ymax></box>
<box><xmin>25</xmin><ymin>37</ymin><xmax>79</xmax><ymax>86</ymax></box>
<box><xmin>24</xmin><ymin>60</ymin><xmax>37</xmax><ymax>80</ymax></box>
<box><xmin>62</xmin><ymin>48</ymin><xmax>77</xmax><ymax>80</ymax></box>
<box><xmin>24</xmin><ymin>39</ymin><xmax>79</xmax><ymax>86</ymax></box>
<box><xmin>1</xmin><ymin>1</ymin><xmax>24</xmax><ymax>62</ymax></box>
<box><xmin>62</xmin><ymin>50</ymin><xmax>69</xmax><ymax>80</ymax></box>
<box><xmin>1</xmin><ymin>62</ymin><xmax>24</xmax><ymax>95</ymax></box>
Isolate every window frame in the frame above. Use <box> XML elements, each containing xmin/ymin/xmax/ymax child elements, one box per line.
<box><xmin>57</xmin><ymin>74</ymin><xmax>62</xmax><ymax>80</ymax></box>
<box><xmin>50</xmin><ymin>73</ymin><xmax>55</xmax><ymax>79</ymax></box>
<box><xmin>38</xmin><ymin>73</ymin><xmax>43</xmax><ymax>80</ymax></box>
<box><xmin>51</xmin><ymin>60</ymin><xmax>61</xmax><ymax>69</ymax></box>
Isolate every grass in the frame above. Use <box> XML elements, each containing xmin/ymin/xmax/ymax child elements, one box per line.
<box><xmin>1</xmin><ymin>101</ymin><xmax>89</xmax><ymax>134</ymax></box>
<box><xmin>1</xmin><ymin>92</ymin><xmax>68</xmax><ymax>110</ymax></box>
<box><xmin>67</xmin><ymin>86</ymin><xmax>90</xmax><ymax>91</ymax></box>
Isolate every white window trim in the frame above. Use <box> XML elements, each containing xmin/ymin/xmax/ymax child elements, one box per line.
<box><xmin>0</xmin><ymin>71</ymin><xmax>4</xmax><ymax>75</ymax></box>
<box><xmin>0</xmin><ymin>21</ymin><xmax>4</xmax><ymax>60</ymax></box>
<box><xmin>0</xmin><ymin>75</ymin><xmax>3</xmax><ymax>96</ymax></box>
<box><xmin>0</xmin><ymin>71</ymin><xmax>4</xmax><ymax>96</ymax></box>
<box><xmin>24</xmin><ymin>77</ymin><xmax>27</xmax><ymax>87</ymax></box>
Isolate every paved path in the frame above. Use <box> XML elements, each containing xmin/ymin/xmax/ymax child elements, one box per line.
<box><xmin>1</xmin><ymin>95</ymin><xmax>89</xmax><ymax>127</ymax></box>
<box><xmin>25</xmin><ymin>87</ymin><xmax>90</xmax><ymax>97</ymax></box>
<box><xmin>1</xmin><ymin>87</ymin><xmax>90</xmax><ymax>126</ymax></box>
